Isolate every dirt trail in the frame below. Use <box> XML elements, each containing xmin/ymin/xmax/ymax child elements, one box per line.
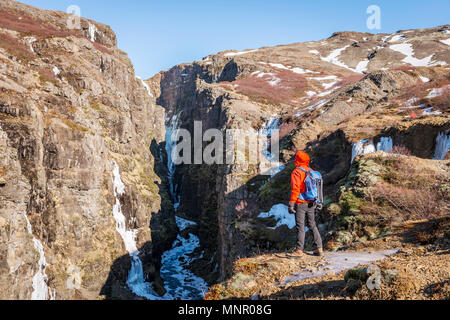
<box><xmin>282</xmin><ymin>249</ymin><xmax>399</xmax><ymax>285</ymax></box>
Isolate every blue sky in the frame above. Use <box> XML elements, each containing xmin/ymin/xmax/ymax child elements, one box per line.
<box><xmin>20</xmin><ymin>0</ymin><xmax>450</xmax><ymax>78</ymax></box>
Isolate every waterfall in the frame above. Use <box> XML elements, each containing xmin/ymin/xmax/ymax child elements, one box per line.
<box><xmin>158</xmin><ymin>113</ymin><xmax>209</xmax><ymax>300</ymax></box>
<box><xmin>23</xmin><ymin>213</ymin><xmax>55</xmax><ymax>300</ymax></box>
<box><xmin>165</xmin><ymin>113</ymin><xmax>181</xmax><ymax>208</ymax></box>
<box><xmin>259</xmin><ymin>117</ymin><xmax>286</xmax><ymax>177</ymax></box>
<box><xmin>433</xmin><ymin>131</ymin><xmax>450</xmax><ymax>160</ymax></box>
<box><xmin>351</xmin><ymin>139</ymin><xmax>376</xmax><ymax>163</ymax></box>
<box><xmin>377</xmin><ymin>137</ymin><xmax>393</xmax><ymax>153</ymax></box>
<box><xmin>111</xmin><ymin>161</ymin><xmax>162</xmax><ymax>300</ymax></box>
<box><xmin>352</xmin><ymin>137</ymin><xmax>393</xmax><ymax>163</ymax></box>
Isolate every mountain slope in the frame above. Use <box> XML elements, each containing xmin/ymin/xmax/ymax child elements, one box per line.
<box><xmin>0</xmin><ymin>0</ymin><xmax>176</xmax><ymax>300</ymax></box>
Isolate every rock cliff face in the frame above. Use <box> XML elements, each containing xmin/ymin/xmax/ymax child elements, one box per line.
<box><xmin>151</xmin><ymin>24</ymin><xmax>450</xmax><ymax>282</ymax></box>
<box><xmin>0</xmin><ymin>0</ymin><xmax>176</xmax><ymax>300</ymax></box>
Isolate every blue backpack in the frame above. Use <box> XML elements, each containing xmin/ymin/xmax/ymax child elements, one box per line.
<box><xmin>297</xmin><ymin>167</ymin><xmax>323</xmax><ymax>204</ymax></box>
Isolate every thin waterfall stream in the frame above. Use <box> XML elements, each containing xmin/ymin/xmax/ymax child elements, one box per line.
<box><xmin>159</xmin><ymin>113</ymin><xmax>208</xmax><ymax>299</ymax></box>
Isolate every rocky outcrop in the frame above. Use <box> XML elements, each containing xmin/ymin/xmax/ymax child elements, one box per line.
<box><xmin>0</xmin><ymin>0</ymin><xmax>176</xmax><ymax>300</ymax></box>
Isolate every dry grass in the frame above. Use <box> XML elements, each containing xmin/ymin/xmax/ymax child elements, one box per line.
<box><xmin>0</xmin><ymin>8</ymin><xmax>114</xmax><ymax>56</ymax></box>
<box><xmin>365</xmin><ymin>158</ymin><xmax>448</xmax><ymax>221</ymax></box>
<box><xmin>391</xmin><ymin>145</ymin><xmax>412</xmax><ymax>156</ymax></box>
<box><xmin>432</xmin><ymin>85</ymin><xmax>450</xmax><ymax>112</ymax></box>
<box><xmin>0</xmin><ymin>32</ymin><xmax>34</xmax><ymax>62</ymax></box>
<box><xmin>397</xmin><ymin>77</ymin><xmax>450</xmax><ymax>112</ymax></box>
<box><xmin>221</xmin><ymin>70</ymin><xmax>310</xmax><ymax>105</ymax></box>
<box><xmin>370</xmin><ymin>183</ymin><xmax>443</xmax><ymax>220</ymax></box>
<box><xmin>38</xmin><ymin>66</ymin><xmax>57</xmax><ymax>83</ymax></box>
<box><xmin>337</xmin><ymin>74</ymin><xmax>366</xmax><ymax>88</ymax></box>
<box><xmin>93</xmin><ymin>42</ymin><xmax>113</xmax><ymax>55</ymax></box>
<box><xmin>0</xmin><ymin>8</ymin><xmax>80</xmax><ymax>39</ymax></box>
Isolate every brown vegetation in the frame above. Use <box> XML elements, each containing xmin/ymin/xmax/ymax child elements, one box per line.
<box><xmin>337</xmin><ymin>74</ymin><xmax>366</xmax><ymax>88</ymax></box>
<box><xmin>93</xmin><ymin>42</ymin><xmax>113</xmax><ymax>55</ymax></box>
<box><xmin>0</xmin><ymin>32</ymin><xmax>34</xmax><ymax>62</ymax></box>
<box><xmin>364</xmin><ymin>157</ymin><xmax>448</xmax><ymax>221</ymax></box>
<box><xmin>0</xmin><ymin>8</ymin><xmax>80</xmax><ymax>39</ymax></box>
<box><xmin>221</xmin><ymin>70</ymin><xmax>310</xmax><ymax>105</ymax></box>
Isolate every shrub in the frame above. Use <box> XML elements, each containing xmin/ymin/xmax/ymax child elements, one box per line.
<box><xmin>371</xmin><ymin>183</ymin><xmax>443</xmax><ymax>220</ymax></box>
<box><xmin>366</xmin><ymin>158</ymin><xmax>448</xmax><ymax>220</ymax></box>
<box><xmin>391</xmin><ymin>145</ymin><xmax>412</xmax><ymax>156</ymax></box>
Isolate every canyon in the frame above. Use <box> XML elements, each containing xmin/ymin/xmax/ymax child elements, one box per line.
<box><xmin>0</xmin><ymin>0</ymin><xmax>449</xmax><ymax>300</ymax></box>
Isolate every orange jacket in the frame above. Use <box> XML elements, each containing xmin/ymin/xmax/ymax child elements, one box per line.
<box><xmin>290</xmin><ymin>151</ymin><xmax>313</xmax><ymax>204</ymax></box>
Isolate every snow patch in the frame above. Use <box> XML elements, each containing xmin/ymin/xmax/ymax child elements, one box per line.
<box><xmin>137</xmin><ymin>76</ymin><xmax>154</xmax><ymax>98</ymax></box>
<box><xmin>419</xmin><ymin>76</ymin><xmax>430</xmax><ymax>83</ymax></box>
<box><xmin>321</xmin><ymin>45</ymin><xmax>351</xmax><ymax>70</ymax></box>
<box><xmin>440</xmin><ymin>38</ymin><xmax>450</xmax><ymax>46</ymax></box>
<box><xmin>311</xmin><ymin>75</ymin><xmax>338</xmax><ymax>81</ymax></box>
<box><xmin>23</xmin><ymin>213</ymin><xmax>55</xmax><ymax>300</ymax></box>
<box><xmin>258</xmin><ymin>204</ymin><xmax>296</xmax><ymax>229</ymax></box>
<box><xmin>389</xmin><ymin>43</ymin><xmax>440</xmax><ymax>67</ymax></box>
<box><xmin>255</xmin><ymin>72</ymin><xmax>281</xmax><ymax>87</ymax></box>
<box><xmin>388</xmin><ymin>34</ymin><xmax>405</xmax><ymax>42</ymax></box>
<box><xmin>426</xmin><ymin>85</ymin><xmax>449</xmax><ymax>98</ymax></box>
<box><xmin>224</xmin><ymin>49</ymin><xmax>258</xmax><ymax>57</ymax></box>
<box><xmin>264</xmin><ymin>63</ymin><xmax>318</xmax><ymax>75</ymax></box>
<box><xmin>88</xmin><ymin>23</ymin><xmax>97</xmax><ymax>42</ymax></box>
<box><xmin>310</xmin><ymin>75</ymin><xmax>340</xmax><ymax>90</ymax></box>
<box><xmin>355</xmin><ymin>59</ymin><xmax>370</xmax><ymax>73</ymax></box>
<box><xmin>291</xmin><ymin>67</ymin><xmax>307</xmax><ymax>74</ymax></box>
<box><xmin>27</xmin><ymin>37</ymin><xmax>36</xmax><ymax>53</ymax></box>
<box><xmin>422</xmin><ymin>107</ymin><xmax>442</xmax><ymax>116</ymax></box>
<box><xmin>351</xmin><ymin>140</ymin><xmax>376</xmax><ymax>163</ymax></box>
<box><xmin>52</xmin><ymin>66</ymin><xmax>60</xmax><ymax>77</ymax></box>
<box><xmin>307</xmin><ymin>99</ymin><xmax>327</xmax><ymax>110</ymax></box>
<box><xmin>318</xmin><ymin>87</ymin><xmax>339</xmax><ymax>97</ymax></box>
<box><xmin>269</xmin><ymin>63</ymin><xmax>290</xmax><ymax>70</ymax></box>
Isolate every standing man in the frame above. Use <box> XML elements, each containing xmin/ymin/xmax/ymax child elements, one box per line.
<box><xmin>288</xmin><ymin>151</ymin><xmax>323</xmax><ymax>257</ymax></box>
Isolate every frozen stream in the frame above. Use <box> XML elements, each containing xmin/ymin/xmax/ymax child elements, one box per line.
<box><xmin>283</xmin><ymin>249</ymin><xmax>399</xmax><ymax>285</ymax></box>
<box><xmin>158</xmin><ymin>113</ymin><xmax>209</xmax><ymax>300</ymax></box>
<box><xmin>160</xmin><ymin>216</ymin><xmax>208</xmax><ymax>299</ymax></box>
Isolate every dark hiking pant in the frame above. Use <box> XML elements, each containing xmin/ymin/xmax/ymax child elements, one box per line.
<box><xmin>295</xmin><ymin>203</ymin><xmax>323</xmax><ymax>251</ymax></box>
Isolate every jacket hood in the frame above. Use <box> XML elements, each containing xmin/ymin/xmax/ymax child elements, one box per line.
<box><xmin>295</xmin><ymin>151</ymin><xmax>310</xmax><ymax>168</ymax></box>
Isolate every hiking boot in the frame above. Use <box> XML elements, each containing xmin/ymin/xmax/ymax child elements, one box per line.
<box><xmin>314</xmin><ymin>248</ymin><xmax>324</xmax><ymax>257</ymax></box>
<box><xmin>289</xmin><ymin>249</ymin><xmax>305</xmax><ymax>257</ymax></box>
